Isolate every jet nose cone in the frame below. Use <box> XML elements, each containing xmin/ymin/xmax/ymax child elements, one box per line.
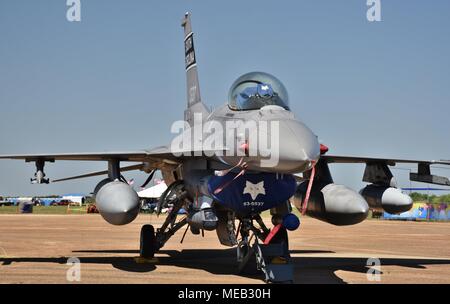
<box><xmin>274</xmin><ymin>119</ymin><xmax>320</xmax><ymax>173</ymax></box>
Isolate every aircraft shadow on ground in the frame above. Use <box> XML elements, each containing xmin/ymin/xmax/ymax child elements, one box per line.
<box><xmin>1</xmin><ymin>249</ymin><xmax>449</xmax><ymax>283</ymax></box>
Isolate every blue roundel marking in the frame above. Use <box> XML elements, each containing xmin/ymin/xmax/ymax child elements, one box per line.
<box><xmin>207</xmin><ymin>172</ymin><xmax>297</xmax><ymax>215</ymax></box>
<box><xmin>283</xmin><ymin>213</ymin><xmax>300</xmax><ymax>231</ymax></box>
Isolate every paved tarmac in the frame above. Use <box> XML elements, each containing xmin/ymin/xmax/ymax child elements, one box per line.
<box><xmin>0</xmin><ymin>214</ymin><xmax>449</xmax><ymax>284</ymax></box>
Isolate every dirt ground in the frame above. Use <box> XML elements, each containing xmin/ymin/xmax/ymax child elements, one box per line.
<box><xmin>0</xmin><ymin>214</ymin><xmax>449</xmax><ymax>284</ymax></box>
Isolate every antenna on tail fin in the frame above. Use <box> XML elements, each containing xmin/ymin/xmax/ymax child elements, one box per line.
<box><xmin>181</xmin><ymin>12</ymin><xmax>210</xmax><ymax>126</ymax></box>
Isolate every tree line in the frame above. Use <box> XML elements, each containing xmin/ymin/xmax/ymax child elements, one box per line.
<box><xmin>409</xmin><ymin>192</ymin><xmax>450</xmax><ymax>204</ymax></box>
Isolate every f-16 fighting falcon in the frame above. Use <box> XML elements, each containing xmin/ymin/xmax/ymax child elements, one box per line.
<box><xmin>1</xmin><ymin>13</ymin><xmax>449</xmax><ymax>283</ymax></box>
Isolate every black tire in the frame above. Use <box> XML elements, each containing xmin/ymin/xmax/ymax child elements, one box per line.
<box><xmin>140</xmin><ymin>224</ymin><xmax>156</xmax><ymax>258</ymax></box>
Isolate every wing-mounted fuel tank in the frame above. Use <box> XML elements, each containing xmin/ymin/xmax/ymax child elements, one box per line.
<box><xmin>359</xmin><ymin>163</ymin><xmax>413</xmax><ymax>214</ymax></box>
<box><xmin>93</xmin><ymin>160</ymin><xmax>141</xmax><ymax>226</ymax></box>
<box><xmin>293</xmin><ymin>181</ymin><xmax>369</xmax><ymax>225</ymax></box>
<box><xmin>292</xmin><ymin>159</ymin><xmax>369</xmax><ymax>225</ymax></box>
<box><xmin>359</xmin><ymin>184</ymin><xmax>413</xmax><ymax>214</ymax></box>
<box><xmin>94</xmin><ymin>179</ymin><xmax>140</xmax><ymax>225</ymax></box>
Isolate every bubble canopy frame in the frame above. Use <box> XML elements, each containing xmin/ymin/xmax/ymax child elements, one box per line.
<box><xmin>228</xmin><ymin>72</ymin><xmax>290</xmax><ymax>111</ymax></box>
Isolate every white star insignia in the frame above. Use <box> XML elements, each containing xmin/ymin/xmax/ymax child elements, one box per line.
<box><xmin>243</xmin><ymin>181</ymin><xmax>266</xmax><ymax>200</ymax></box>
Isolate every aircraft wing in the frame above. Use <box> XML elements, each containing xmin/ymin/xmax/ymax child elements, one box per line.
<box><xmin>0</xmin><ymin>145</ymin><xmax>230</xmax><ymax>183</ymax></box>
<box><xmin>322</xmin><ymin>155</ymin><xmax>450</xmax><ymax>166</ymax></box>
<box><xmin>321</xmin><ymin>154</ymin><xmax>450</xmax><ymax>186</ymax></box>
<box><xmin>0</xmin><ymin>146</ymin><xmax>206</xmax><ymax>163</ymax></box>
<box><xmin>0</xmin><ymin>151</ymin><xmax>151</xmax><ymax>162</ymax></box>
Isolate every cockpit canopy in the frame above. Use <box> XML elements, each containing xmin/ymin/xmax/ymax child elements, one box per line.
<box><xmin>228</xmin><ymin>72</ymin><xmax>289</xmax><ymax>111</ymax></box>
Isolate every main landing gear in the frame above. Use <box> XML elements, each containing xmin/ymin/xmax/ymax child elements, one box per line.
<box><xmin>139</xmin><ymin>181</ymin><xmax>189</xmax><ymax>259</ymax></box>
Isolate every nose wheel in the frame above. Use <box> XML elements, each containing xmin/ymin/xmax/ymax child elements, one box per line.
<box><xmin>236</xmin><ymin>217</ymin><xmax>294</xmax><ymax>283</ymax></box>
<box><xmin>140</xmin><ymin>224</ymin><xmax>157</xmax><ymax>258</ymax></box>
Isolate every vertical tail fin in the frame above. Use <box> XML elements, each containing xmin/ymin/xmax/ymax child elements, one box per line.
<box><xmin>181</xmin><ymin>12</ymin><xmax>210</xmax><ymax>125</ymax></box>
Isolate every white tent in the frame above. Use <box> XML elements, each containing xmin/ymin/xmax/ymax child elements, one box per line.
<box><xmin>62</xmin><ymin>194</ymin><xmax>86</xmax><ymax>206</ymax></box>
<box><xmin>138</xmin><ymin>182</ymin><xmax>167</xmax><ymax>199</ymax></box>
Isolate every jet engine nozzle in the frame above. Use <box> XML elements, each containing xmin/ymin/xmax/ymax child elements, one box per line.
<box><xmin>359</xmin><ymin>184</ymin><xmax>413</xmax><ymax>214</ymax></box>
<box><xmin>95</xmin><ymin>181</ymin><xmax>140</xmax><ymax>225</ymax></box>
<box><xmin>292</xmin><ymin>182</ymin><xmax>369</xmax><ymax>226</ymax></box>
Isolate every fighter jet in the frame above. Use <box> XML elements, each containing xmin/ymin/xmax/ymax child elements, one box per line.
<box><xmin>1</xmin><ymin>13</ymin><xmax>449</xmax><ymax>283</ymax></box>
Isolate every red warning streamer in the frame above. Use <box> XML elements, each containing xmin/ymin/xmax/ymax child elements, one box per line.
<box><xmin>301</xmin><ymin>162</ymin><xmax>316</xmax><ymax>215</ymax></box>
<box><xmin>213</xmin><ymin>157</ymin><xmax>248</xmax><ymax>195</ymax></box>
<box><xmin>263</xmin><ymin>224</ymin><xmax>282</xmax><ymax>245</ymax></box>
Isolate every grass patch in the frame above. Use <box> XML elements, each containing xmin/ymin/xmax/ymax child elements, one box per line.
<box><xmin>0</xmin><ymin>205</ymin><xmax>88</xmax><ymax>215</ymax></box>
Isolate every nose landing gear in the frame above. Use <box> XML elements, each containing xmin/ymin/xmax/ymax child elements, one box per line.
<box><xmin>236</xmin><ymin>215</ymin><xmax>294</xmax><ymax>283</ymax></box>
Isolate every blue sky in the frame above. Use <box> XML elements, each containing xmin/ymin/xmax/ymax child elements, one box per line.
<box><xmin>0</xmin><ymin>0</ymin><xmax>449</xmax><ymax>196</ymax></box>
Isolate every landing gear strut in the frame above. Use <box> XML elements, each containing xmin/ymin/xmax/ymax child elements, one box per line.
<box><xmin>138</xmin><ymin>181</ymin><xmax>296</xmax><ymax>283</ymax></box>
<box><xmin>236</xmin><ymin>215</ymin><xmax>294</xmax><ymax>283</ymax></box>
<box><xmin>139</xmin><ymin>181</ymin><xmax>189</xmax><ymax>258</ymax></box>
